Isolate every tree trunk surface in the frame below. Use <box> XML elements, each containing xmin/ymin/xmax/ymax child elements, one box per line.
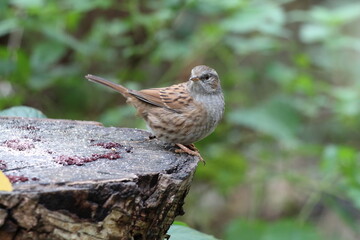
<box><xmin>0</xmin><ymin>117</ymin><xmax>199</xmax><ymax>240</ymax></box>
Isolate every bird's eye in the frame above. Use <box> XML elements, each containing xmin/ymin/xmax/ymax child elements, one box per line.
<box><xmin>202</xmin><ymin>74</ymin><xmax>210</xmax><ymax>80</ymax></box>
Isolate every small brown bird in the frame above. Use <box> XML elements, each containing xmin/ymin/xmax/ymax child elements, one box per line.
<box><xmin>85</xmin><ymin>65</ymin><xmax>224</xmax><ymax>162</ymax></box>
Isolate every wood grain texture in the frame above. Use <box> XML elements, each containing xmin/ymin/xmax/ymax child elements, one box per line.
<box><xmin>0</xmin><ymin>117</ymin><xmax>198</xmax><ymax>240</ymax></box>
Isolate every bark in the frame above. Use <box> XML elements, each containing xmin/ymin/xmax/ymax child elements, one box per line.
<box><xmin>0</xmin><ymin>117</ymin><xmax>198</xmax><ymax>240</ymax></box>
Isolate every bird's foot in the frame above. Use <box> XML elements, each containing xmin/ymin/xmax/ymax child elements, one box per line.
<box><xmin>175</xmin><ymin>143</ymin><xmax>205</xmax><ymax>165</ymax></box>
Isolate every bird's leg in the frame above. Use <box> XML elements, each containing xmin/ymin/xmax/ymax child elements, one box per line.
<box><xmin>187</xmin><ymin>143</ymin><xmax>198</xmax><ymax>152</ymax></box>
<box><xmin>175</xmin><ymin>143</ymin><xmax>205</xmax><ymax>164</ymax></box>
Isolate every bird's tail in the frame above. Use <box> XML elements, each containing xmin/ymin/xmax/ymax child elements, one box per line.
<box><xmin>85</xmin><ymin>74</ymin><xmax>129</xmax><ymax>97</ymax></box>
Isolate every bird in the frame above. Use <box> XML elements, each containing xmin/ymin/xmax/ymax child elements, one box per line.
<box><xmin>85</xmin><ymin>65</ymin><xmax>224</xmax><ymax>163</ymax></box>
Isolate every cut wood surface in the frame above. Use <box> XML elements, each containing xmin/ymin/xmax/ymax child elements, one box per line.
<box><xmin>0</xmin><ymin>117</ymin><xmax>199</xmax><ymax>240</ymax></box>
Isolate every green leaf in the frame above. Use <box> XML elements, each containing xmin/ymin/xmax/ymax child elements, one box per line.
<box><xmin>0</xmin><ymin>19</ymin><xmax>18</xmax><ymax>37</ymax></box>
<box><xmin>62</xmin><ymin>0</ymin><xmax>112</xmax><ymax>11</ymax></box>
<box><xmin>309</xmin><ymin>4</ymin><xmax>360</xmax><ymax>25</ymax></box>
<box><xmin>167</xmin><ymin>225</ymin><xmax>219</xmax><ymax>240</ymax></box>
<box><xmin>153</xmin><ymin>40</ymin><xmax>190</xmax><ymax>61</ymax></box>
<box><xmin>0</xmin><ymin>106</ymin><xmax>47</xmax><ymax>118</ymax></box>
<box><xmin>228</xmin><ymin>96</ymin><xmax>301</xmax><ymax>145</ymax></box>
<box><xmin>225</xmin><ymin>36</ymin><xmax>279</xmax><ymax>55</ymax></box>
<box><xmin>225</xmin><ymin>219</ymin><xmax>324</xmax><ymax>240</ymax></box>
<box><xmin>172</xmin><ymin>221</ymin><xmax>189</xmax><ymax>227</ymax></box>
<box><xmin>321</xmin><ymin>145</ymin><xmax>340</xmax><ymax>176</ymax></box>
<box><xmin>31</xmin><ymin>42</ymin><xmax>66</xmax><ymax>71</ymax></box>
<box><xmin>0</xmin><ymin>58</ymin><xmax>16</xmax><ymax>77</ymax></box>
<box><xmin>332</xmin><ymin>87</ymin><xmax>360</xmax><ymax>117</ymax></box>
<box><xmin>196</xmin><ymin>146</ymin><xmax>247</xmax><ymax>193</ymax></box>
<box><xmin>346</xmin><ymin>188</ymin><xmax>360</xmax><ymax>210</ymax></box>
<box><xmin>299</xmin><ymin>24</ymin><xmax>332</xmax><ymax>43</ymax></box>
<box><xmin>10</xmin><ymin>0</ymin><xmax>44</xmax><ymax>8</ymax></box>
<box><xmin>11</xmin><ymin>50</ymin><xmax>31</xmax><ymax>85</ymax></box>
<box><xmin>41</xmin><ymin>26</ymin><xmax>88</xmax><ymax>54</ymax></box>
<box><xmin>266</xmin><ymin>62</ymin><xmax>297</xmax><ymax>86</ymax></box>
<box><xmin>99</xmin><ymin>105</ymin><xmax>144</xmax><ymax>128</ymax></box>
<box><xmin>221</xmin><ymin>2</ymin><xmax>287</xmax><ymax>36</ymax></box>
<box><xmin>321</xmin><ymin>145</ymin><xmax>360</xmax><ymax>210</ymax></box>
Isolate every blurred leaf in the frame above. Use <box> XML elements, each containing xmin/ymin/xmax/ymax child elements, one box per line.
<box><xmin>168</xmin><ymin>225</ymin><xmax>219</xmax><ymax>240</ymax></box>
<box><xmin>30</xmin><ymin>42</ymin><xmax>66</xmax><ymax>71</ymax></box>
<box><xmin>292</xmin><ymin>74</ymin><xmax>315</xmax><ymax>95</ymax></box>
<box><xmin>321</xmin><ymin>145</ymin><xmax>358</xmax><ymax>176</ymax></box>
<box><xmin>11</xmin><ymin>50</ymin><xmax>31</xmax><ymax>85</ymax></box>
<box><xmin>196</xmin><ymin>146</ymin><xmax>247</xmax><ymax>193</ymax></box>
<box><xmin>321</xmin><ymin>145</ymin><xmax>360</xmax><ymax>209</ymax></box>
<box><xmin>228</xmin><ymin>96</ymin><xmax>301</xmax><ymax>145</ymax></box>
<box><xmin>190</xmin><ymin>0</ymin><xmax>246</xmax><ymax>14</ymax></box>
<box><xmin>0</xmin><ymin>106</ymin><xmax>47</xmax><ymax>118</ymax></box>
<box><xmin>0</xmin><ymin>19</ymin><xmax>18</xmax><ymax>37</ymax></box>
<box><xmin>321</xmin><ymin>145</ymin><xmax>341</xmax><ymax>177</ymax></box>
<box><xmin>29</xmin><ymin>65</ymin><xmax>79</xmax><ymax>90</ymax></box>
<box><xmin>225</xmin><ymin>219</ymin><xmax>324</xmax><ymax>240</ymax></box>
<box><xmin>324</xmin><ymin>194</ymin><xmax>360</xmax><ymax>236</ymax></box>
<box><xmin>106</xmin><ymin>19</ymin><xmax>130</xmax><ymax>37</ymax></box>
<box><xmin>0</xmin><ymin>48</ymin><xmax>16</xmax><ymax>77</ymax></box>
<box><xmin>300</xmin><ymin>24</ymin><xmax>333</xmax><ymax>43</ymax></box>
<box><xmin>10</xmin><ymin>0</ymin><xmax>44</xmax><ymax>8</ymax></box>
<box><xmin>222</xmin><ymin>2</ymin><xmax>287</xmax><ymax>36</ymax></box>
<box><xmin>99</xmin><ymin>105</ymin><xmax>143</xmax><ymax>128</ymax></box>
<box><xmin>139</xmin><ymin>9</ymin><xmax>174</xmax><ymax>30</ymax></box>
<box><xmin>41</xmin><ymin>26</ymin><xmax>88</xmax><ymax>54</ymax></box>
<box><xmin>332</xmin><ymin>87</ymin><xmax>360</xmax><ymax>117</ymax></box>
<box><xmin>309</xmin><ymin>4</ymin><xmax>360</xmax><ymax>25</ymax></box>
<box><xmin>153</xmin><ymin>39</ymin><xmax>190</xmax><ymax>61</ymax></box>
<box><xmin>225</xmin><ymin>36</ymin><xmax>279</xmax><ymax>54</ymax></box>
<box><xmin>266</xmin><ymin>62</ymin><xmax>297</xmax><ymax>87</ymax></box>
<box><xmin>62</xmin><ymin>0</ymin><xmax>112</xmax><ymax>11</ymax></box>
<box><xmin>346</xmin><ymin>188</ymin><xmax>360</xmax><ymax>210</ymax></box>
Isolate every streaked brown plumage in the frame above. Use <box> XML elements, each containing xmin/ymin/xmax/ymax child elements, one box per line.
<box><xmin>86</xmin><ymin>65</ymin><xmax>224</xmax><ymax>162</ymax></box>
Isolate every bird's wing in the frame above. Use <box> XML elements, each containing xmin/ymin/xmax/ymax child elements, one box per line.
<box><xmin>129</xmin><ymin>83</ymin><xmax>192</xmax><ymax>113</ymax></box>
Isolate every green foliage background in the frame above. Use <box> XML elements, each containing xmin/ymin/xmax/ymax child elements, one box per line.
<box><xmin>2</xmin><ymin>0</ymin><xmax>360</xmax><ymax>239</ymax></box>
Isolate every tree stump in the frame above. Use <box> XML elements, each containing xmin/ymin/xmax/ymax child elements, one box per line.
<box><xmin>0</xmin><ymin>117</ymin><xmax>199</xmax><ymax>240</ymax></box>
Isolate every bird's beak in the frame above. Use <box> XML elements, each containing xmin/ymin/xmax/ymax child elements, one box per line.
<box><xmin>190</xmin><ymin>76</ymin><xmax>200</xmax><ymax>81</ymax></box>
